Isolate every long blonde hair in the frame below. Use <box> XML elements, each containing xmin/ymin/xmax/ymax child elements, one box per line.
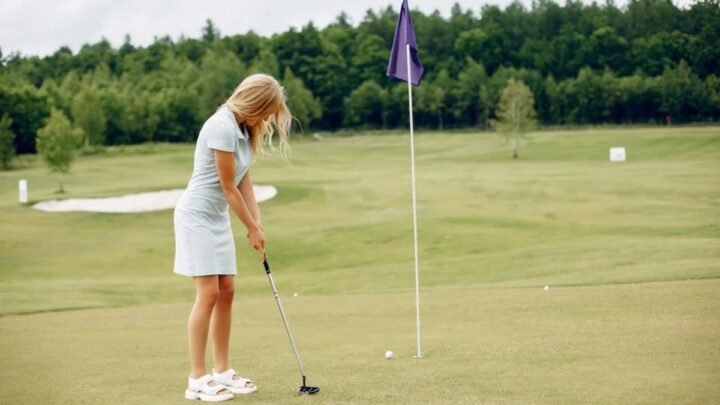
<box><xmin>222</xmin><ymin>73</ymin><xmax>291</xmax><ymax>157</ymax></box>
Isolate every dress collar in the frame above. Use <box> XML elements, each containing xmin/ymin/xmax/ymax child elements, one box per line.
<box><xmin>223</xmin><ymin>106</ymin><xmax>248</xmax><ymax>140</ymax></box>
<box><xmin>238</xmin><ymin>122</ymin><xmax>250</xmax><ymax>140</ymax></box>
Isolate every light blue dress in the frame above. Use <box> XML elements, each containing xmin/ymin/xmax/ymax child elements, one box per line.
<box><xmin>173</xmin><ymin>106</ymin><xmax>252</xmax><ymax>277</ymax></box>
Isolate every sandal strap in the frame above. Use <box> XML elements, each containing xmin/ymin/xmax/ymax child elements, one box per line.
<box><xmin>189</xmin><ymin>374</ymin><xmax>231</xmax><ymax>396</ymax></box>
<box><xmin>203</xmin><ymin>383</ymin><xmax>228</xmax><ymax>395</ymax></box>
<box><xmin>189</xmin><ymin>374</ymin><xmax>214</xmax><ymax>390</ymax></box>
<box><xmin>214</xmin><ymin>368</ymin><xmax>236</xmax><ymax>380</ymax></box>
<box><xmin>212</xmin><ymin>368</ymin><xmax>254</xmax><ymax>388</ymax></box>
<box><xmin>226</xmin><ymin>377</ymin><xmax>253</xmax><ymax>388</ymax></box>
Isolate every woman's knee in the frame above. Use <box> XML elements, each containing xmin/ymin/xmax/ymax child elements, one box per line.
<box><xmin>196</xmin><ymin>285</ymin><xmax>220</xmax><ymax>306</ymax></box>
<box><xmin>218</xmin><ymin>282</ymin><xmax>235</xmax><ymax>303</ymax></box>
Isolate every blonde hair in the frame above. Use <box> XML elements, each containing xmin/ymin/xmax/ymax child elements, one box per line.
<box><xmin>222</xmin><ymin>73</ymin><xmax>291</xmax><ymax>158</ymax></box>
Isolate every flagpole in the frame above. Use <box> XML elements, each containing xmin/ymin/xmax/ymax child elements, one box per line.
<box><xmin>406</xmin><ymin>42</ymin><xmax>422</xmax><ymax>359</ymax></box>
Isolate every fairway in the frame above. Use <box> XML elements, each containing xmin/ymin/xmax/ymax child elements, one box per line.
<box><xmin>1</xmin><ymin>127</ymin><xmax>719</xmax><ymax>404</ymax></box>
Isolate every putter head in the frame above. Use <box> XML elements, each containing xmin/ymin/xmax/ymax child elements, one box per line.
<box><xmin>298</xmin><ymin>385</ymin><xmax>320</xmax><ymax>395</ymax></box>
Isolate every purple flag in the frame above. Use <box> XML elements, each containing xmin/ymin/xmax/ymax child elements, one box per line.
<box><xmin>386</xmin><ymin>0</ymin><xmax>424</xmax><ymax>86</ymax></box>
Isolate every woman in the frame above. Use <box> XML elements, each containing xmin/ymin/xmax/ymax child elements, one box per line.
<box><xmin>173</xmin><ymin>73</ymin><xmax>291</xmax><ymax>402</ymax></box>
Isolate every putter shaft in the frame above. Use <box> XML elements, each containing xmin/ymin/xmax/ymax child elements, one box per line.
<box><xmin>263</xmin><ymin>259</ymin><xmax>307</xmax><ymax>379</ymax></box>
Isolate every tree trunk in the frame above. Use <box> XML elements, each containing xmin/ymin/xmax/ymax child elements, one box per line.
<box><xmin>57</xmin><ymin>173</ymin><xmax>65</xmax><ymax>194</ymax></box>
<box><xmin>512</xmin><ymin>96</ymin><xmax>519</xmax><ymax>159</ymax></box>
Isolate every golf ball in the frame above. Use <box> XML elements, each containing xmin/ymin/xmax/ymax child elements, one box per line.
<box><xmin>385</xmin><ymin>351</ymin><xmax>394</xmax><ymax>359</ymax></box>
<box><xmin>544</xmin><ymin>285</ymin><xmax>550</xmax><ymax>291</ymax></box>
<box><xmin>293</xmin><ymin>292</ymin><xmax>299</xmax><ymax>297</ymax></box>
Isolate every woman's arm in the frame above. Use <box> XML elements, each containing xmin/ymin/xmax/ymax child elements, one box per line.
<box><xmin>214</xmin><ymin>150</ymin><xmax>264</xmax><ymax>255</ymax></box>
<box><xmin>238</xmin><ymin>170</ymin><xmax>262</xmax><ymax>229</ymax></box>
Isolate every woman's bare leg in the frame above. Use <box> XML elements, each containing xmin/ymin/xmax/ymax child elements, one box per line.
<box><xmin>211</xmin><ymin>275</ymin><xmax>235</xmax><ymax>373</ymax></box>
<box><xmin>211</xmin><ymin>275</ymin><xmax>255</xmax><ymax>388</ymax></box>
<box><xmin>186</xmin><ymin>276</ymin><xmax>232</xmax><ymax>395</ymax></box>
<box><xmin>188</xmin><ymin>275</ymin><xmax>220</xmax><ymax>379</ymax></box>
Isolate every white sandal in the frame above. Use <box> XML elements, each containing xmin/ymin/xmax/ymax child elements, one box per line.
<box><xmin>212</xmin><ymin>368</ymin><xmax>258</xmax><ymax>395</ymax></box>
<box><xmin>184</xmin><ymin>374</ymin><xmax>233</xmax><ymax>402</ymax></box>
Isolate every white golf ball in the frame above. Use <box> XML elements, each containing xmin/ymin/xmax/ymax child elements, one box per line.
<box><xmin>385</xmin><ymin>350</ymin><xmax>394</xmax><ymax>359</ymax></box>
<box><xmin>293</xmin><ymin>292</ymin><xmax>299</xmax><ymax>297</ymax></box>
<box><xmin>544</xmin><ymin>285</ymin><xmax>550</xmax><ymax>291</ymax></box>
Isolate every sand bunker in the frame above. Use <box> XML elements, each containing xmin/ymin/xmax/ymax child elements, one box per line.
<box><xmin>32</xmin><ymin>185</ymin><xmax>278</xmax><ymax>213</ymax></box>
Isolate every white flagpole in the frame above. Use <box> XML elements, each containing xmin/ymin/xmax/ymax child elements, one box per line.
<box><xmin>405</xmin><ymin>42</ymin><xmax>422</xmax><ymax>358</ymax></box>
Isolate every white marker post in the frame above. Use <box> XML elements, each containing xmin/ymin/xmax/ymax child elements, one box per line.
<box><xmin>610</xmin><ymin>147</ymin><xmax>626</xmax><ymax>162</ymax></box>
<box><xmin>406</xmin><ymin>43</ymin><xmax>422</xmax><ymax>359</ymax></box>
<box><xmin>18</xmin><ymin>179</ymin><xmax>28</xmax><ymax>203</ymax></box>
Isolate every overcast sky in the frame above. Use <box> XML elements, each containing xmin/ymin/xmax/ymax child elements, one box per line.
<box><xmin>1</xmin><ymin>0</ymin><xmax>696</xmax><ymax>58</ymax></box>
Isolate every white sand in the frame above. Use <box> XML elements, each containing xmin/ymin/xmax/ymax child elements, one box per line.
<box><xmin>32</xmin><ymin>185</ymin><xmax>278</xmax><ymax>213</ymax></box>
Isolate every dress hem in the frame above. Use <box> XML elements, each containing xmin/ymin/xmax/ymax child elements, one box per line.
<box><xmin>173</xmin><ymin>270</ymin><xmax>237</xmax><ymax>277</ymax></box>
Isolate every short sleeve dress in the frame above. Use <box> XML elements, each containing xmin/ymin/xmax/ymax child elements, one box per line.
<box><xmin>173</xmin><ymin>106</ymin><xmax>252</xmax><ymax>277</ymax></box>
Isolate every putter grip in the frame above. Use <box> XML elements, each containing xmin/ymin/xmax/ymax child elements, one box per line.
<box><xmin>263</xmin><ymin>259</ymin><xmax>270</xmax><ymax>274</ymax></box>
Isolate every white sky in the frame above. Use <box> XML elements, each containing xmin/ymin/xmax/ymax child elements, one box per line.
<box><xmin>0</xmin><ymin>0</ymin><xmax>696</xmax><ymax>57</ymax></box>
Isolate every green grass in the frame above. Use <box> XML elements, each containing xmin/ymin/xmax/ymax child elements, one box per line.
<box><xmin>1</xmin><ymin>126</ymin><xmax>719</xmax><ymax>403</ymax></box>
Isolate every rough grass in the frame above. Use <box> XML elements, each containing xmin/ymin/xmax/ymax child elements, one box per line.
<box><xmin>0</xmin><ymin>126</ymin><xmax>718</xmax><ymax>403</ymax></box>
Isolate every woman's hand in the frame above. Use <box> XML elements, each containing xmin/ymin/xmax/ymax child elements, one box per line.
<box><xmin>247</xmin><ymin>225</ymin><xmax>265</xmax><ymax>257</ymax></box>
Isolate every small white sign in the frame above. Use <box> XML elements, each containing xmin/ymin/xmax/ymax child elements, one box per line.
<box><xmin>18</xmin><ymin>179</ymin><xmax>28</xmax><ymax>203</ymax></box>
<box><xmin>609</xmin><ymin>147</ymin><xmax>626</xmax><ymax>162</ymax></box>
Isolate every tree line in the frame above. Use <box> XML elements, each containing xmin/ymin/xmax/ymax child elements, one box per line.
<box><xmin>0</xmin><ymin>0</ymin><xmax>718</xmax><ymax>157</ymax></box>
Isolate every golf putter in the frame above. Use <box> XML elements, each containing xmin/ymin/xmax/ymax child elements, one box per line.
<box><xmin>263</xmin><ymin>256</ymin><xmax>320</xmax><ymax>395</ymax></box>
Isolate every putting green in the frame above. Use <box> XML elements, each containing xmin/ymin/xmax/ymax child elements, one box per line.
<box><xmin>0</xmin><ymin>127</ymin><xmax>718</xmax><ymax>403</ymax></box>
<box><xmin>1</xmin><ymin>281</ymin><xmax>718</xmax><ymax>403</ymax></box>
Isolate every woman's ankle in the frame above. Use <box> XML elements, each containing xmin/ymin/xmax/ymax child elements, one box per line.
<box><xmin>213</xmin><ymin>365</ymin><xmax>229</xmax><ymax>374</ymax></box>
